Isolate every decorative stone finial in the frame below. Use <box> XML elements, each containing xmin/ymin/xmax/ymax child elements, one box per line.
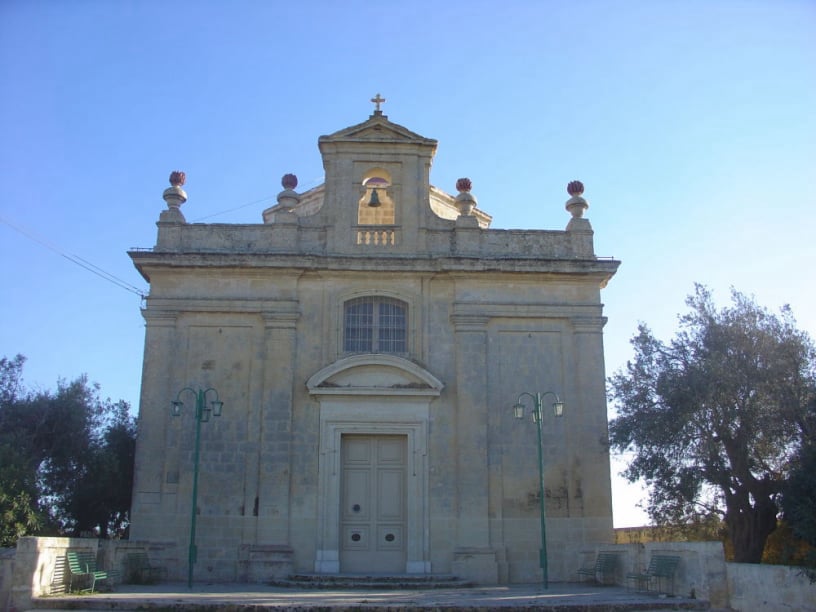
<box><xmin>567</xmin><ymin>180</ymin><xmax>584</xmax><ymax>196</ymax></box>
<box><xmin>456</xmin><ymin>177</ymin><xmax>472</xmax><ymax>193</ymax></box>
<box><xmin>565</xmin><ymin>180</ymin><xmax>588</xmax><ymax>218</ymax></box>
<box><xmin>276</xmin><ymin>173</ymin><xmax>301</xmax><ymax>211</ymax></box>
<box><xmin>169</xmin><ymin>170</ymin><xmax>186</xmax><ymax>187</ymax></box>
<box><xmin>163</xmin><ymin>170</ymin><xmax>188</xmax><ymax>209</ymax></box>
<box><xmin>282</xmin><ymin>173</ymin><xmax>298</xmax><ymax>190</ymax></box>
<box><xmin>455</xmin><ymin>178</ymin><xmax>477</xmax><ymax>216</ymax></box>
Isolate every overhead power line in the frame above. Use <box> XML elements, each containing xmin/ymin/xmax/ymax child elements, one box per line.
<box><xmin>0</xmin><ymin>215</ymin><xmax>147</xmax><ymax>298</ymax></box>
<box><xmin>190</xmin><ymin>195</ymin><xmax>275</xmax><ymax>222</ymax></box>
<box><xmin>188</xmin><ymin>175</ymin><xmax>324</xmax><ymax>222</ymax></box>
<box><xmin>0</xmin><ymin>177</ymin><xmax>327</xmax><ymax>295</ymax></box>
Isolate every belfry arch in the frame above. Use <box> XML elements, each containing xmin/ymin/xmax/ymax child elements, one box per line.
<box><xmin>358</xmin><ymin>167</ymin><xmax>395</xmax><ymax>226</ymax></box>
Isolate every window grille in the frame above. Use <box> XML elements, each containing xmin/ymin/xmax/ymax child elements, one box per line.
<box><xmin>343</xmin><ymin>297</ymin><xmax>407</xmax><ymax>354</ymax></box>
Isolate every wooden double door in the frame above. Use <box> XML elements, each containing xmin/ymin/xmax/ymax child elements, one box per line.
<box><xmin>340</xmin><ymin>434</ymin><xmax>407</xmax><ymax>573</ymax></box>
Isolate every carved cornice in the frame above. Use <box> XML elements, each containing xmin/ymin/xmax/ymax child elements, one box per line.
<box><xmin>143</xmin><ymin>298</ymin><xmax>299</xmax><ymax>316</ymax></box>
<box><xmin>261</xmin><ymin>309</ymin><xmax>300</xmax><ymax>329</ymax></box>
<box><xmin>141</xmin><ymin>309</ymin><xmax>179</xmax><ymax>326</ymax></box>
<box><xmin>449</xmin><ymin>303</ymin><xmax>610</xmax><ymax>333</ymax></box>
<box><xmin>130</xmin><ymin>250</ymin><xmax>620</xmax><ymax>278</ymax></box>
<box><xmin>450</xmin><ymin>314</ymin><xmax>491</xmax><ymax>331</ymax></box>
<box><xmin>571</xmin><ymin>316</ymin><xmax>608</xmax><ymax>332</ymax></box>
<box><xmin>452</xmin><ymin>301</ymin><xmax>604</xmax><ymax>320</ymax></box>
<box><xmin>306</xmin><ymin>354</ymin><xmax>443</xmax><ymax>398</ymax></box>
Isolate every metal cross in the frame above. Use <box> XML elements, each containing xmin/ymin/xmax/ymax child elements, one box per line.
<box><xmin>370</xmin><ymin>93</ymin><xmax>386</xmax><ymax>112</ymax></box>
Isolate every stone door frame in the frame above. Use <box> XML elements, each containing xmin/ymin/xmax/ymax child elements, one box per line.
<box><xmin>306</xmin><ymin>355</ymin><xmax>443</xmax><ymax>574</ymax></box>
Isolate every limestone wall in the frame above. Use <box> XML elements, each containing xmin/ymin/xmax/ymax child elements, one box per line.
<box><xmin>579</xmin><ymin>541</ymin><xmax>816</xmax><ymax>609</ymax></box>
<box><xmin>5</xmin><ymin>537</ymin><xmax>97</xmax><ymax>610</ymax></box>
<box><xmin>599</xmin><ymin>541</ymin><xmax>730</xmax><ymax>608</ymax></box>
<box><xmin>125</xmin><ymin>255</ymin><xmax>616</xmax><ymax>584</ymax></box>
<box><xmin>0</xmin><ymin>547</ymin><xmax>14</xmax><ymax>611</ymax></box>
<box><xmin>128</xmin><ymin>112</ymin><xmax>618</xmax><ymax>585</ymax></box>
<box><xmin>4</xmin><ymin>536</ymin><xmax>815</xmax><ymax>610</ymax></box>
<box><xmin>148</xmin><ymin>221</ymin><xmax>594</xmax><ymax>260</ymax></box>
<box><xmin>726</xmin><ymin>562</ymin><xmax>815</xmax><ymax>612</ymax></box>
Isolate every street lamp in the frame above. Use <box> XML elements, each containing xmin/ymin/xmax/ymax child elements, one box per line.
<box><xmin>512</xmin><ymin>391</ymin><xmax>564</xmax><ymax>589</ymax></box>
<box><xmin>171</xmin><ymin>387</ymin><xmax>224</xmax><ymax>589</ymax></box>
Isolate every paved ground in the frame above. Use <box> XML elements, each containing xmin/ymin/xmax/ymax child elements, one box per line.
<box><xmin>28</xmin><ymin>582</ymin><xmax>713</xmax><ymax>611</ymax></box>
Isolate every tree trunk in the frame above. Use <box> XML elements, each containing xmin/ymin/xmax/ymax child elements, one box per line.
<box><xmin>727</xmin><ymin>497</ymin><xmax>778</xmax><ymax>562</ymax></box>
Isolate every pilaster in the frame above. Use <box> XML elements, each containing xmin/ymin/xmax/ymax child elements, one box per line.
<box><xmin>451</xmin><ymin>313</ymin><xmax>499</xmax><ymax>583</ymax></box>
<box><xmin>565</xmin><ymin>217</ymin><xmax>594</xmax><ymax>257</ymax></box>
<box><xmin>569</xmin><ymin>315</ymin><xmax>614</xmax><ymax>528</ymax></box>
<box><xmin>255</xmin><ymin>306</ymin><xmax>300</xmax><ymax>543</ymax></box>
<box><xmin>130</xmin><ymin>309</ymin><xmax>179</xmax><ymax>540</ymax></box>
<box><xmin>453</xmin><ymin>215</ymin><xmax>481</xmax><ymax>255</ymax></box>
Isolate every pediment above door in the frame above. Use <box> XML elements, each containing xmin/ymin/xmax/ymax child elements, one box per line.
<box><xmin>306</xmin><ymin>354</ymin><xmax>443</xmax><ymax>397</ymax></box>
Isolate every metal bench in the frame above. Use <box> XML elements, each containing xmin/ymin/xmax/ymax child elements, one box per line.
<box><xmin>576</xmin><ymin>551</ymin><xmax>619</xmax><ymax>585</ymax></box>
<box><xmin>626</xmin><ymin>554</ymin><xmax>680</xmax><ymax>596</ymax></box>
<box><xmin>126</xmin><ymin>551</ymin><xmax>168</xmax><ymax>584</ymax></box>
<box><xmin>66</xmin><ymin>551</ymin><xmax>113</xmax><ymax>593</ymax></box>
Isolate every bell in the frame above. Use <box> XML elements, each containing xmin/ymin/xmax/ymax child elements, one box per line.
<box><xmin>368</xmin><ymin>187</ymin><xmax>381</xmax><ymax>207</ymax></box>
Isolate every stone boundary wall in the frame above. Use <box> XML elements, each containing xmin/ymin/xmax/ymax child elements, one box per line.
<box><xmin>726</xmin><ymin>562</ymin><xmax>814</xmax><ymax>612</ymax></box>
<box><xmin>3</xmin><ymin>536</ymin><xmax>814</xmax><ymax>610</ymax></box>
<box><xmin>1</xmin><ymin>547</ymin><xmax>15</xmax><ymax>611</ymax></box>
<box><xmin>3</xmin><ymin>536</ymin><xmax>180</xmax><ymax>611</ymax></box>
<box><xmin>598</xmin><ymin>541</ymin><xmax>815</xmax><ymax>610</ymax></box>
<box><xmin>5</xmin><ymin>536</ymin><xmax>92</xmax><ymax>610</ymax></box>
<box><xmin>600</xmin><ymin>541</ymin><xmax>729</xmax><ymax>608</ymax></box>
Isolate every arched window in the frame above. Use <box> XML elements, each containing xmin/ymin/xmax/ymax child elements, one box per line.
<box><xmin>344</xmin><ymin>296</ymin><xmax>407</xmax><ymax>354</ymax></box>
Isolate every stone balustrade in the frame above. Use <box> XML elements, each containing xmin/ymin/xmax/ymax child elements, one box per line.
<box><xmin>149</xmin><ymin>220</ymin><xmax>598</xmax><ymax>262</ymax></box>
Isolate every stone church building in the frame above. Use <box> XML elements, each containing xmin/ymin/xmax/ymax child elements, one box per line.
<box><xmin>128</xmin><ymin>101</ymin><xmax>620</xmax><ymax>585</ymax></box>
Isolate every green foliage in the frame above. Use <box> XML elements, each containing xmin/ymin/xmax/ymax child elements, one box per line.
<box><xmin>0</xmin><ymin>354</ymin><xmax>136</xmax><ymax>544</ymax></box>
<box><xmin>63</xmin><ymin>409</ymin><xmax>136</xmax><ymax>537</ymax></box>
<box><xmin>616</xmin><ymin>515</ymin><xmax>727</xmax><ymax>546</ymax></box>
<box><xmin>609</xmin><ymin>285</ymin><xmax>816</xmax><ymax>563</ymax></box>
<box><xmin>762</xmin><ymin>521</ymin><xmax>815</xmax><ymax>566</ymax></box>
<box><xmin>0</xmin><ymin>440</ymin><xmax>42</xmax><ymax>546</ymax></box>
<box><xmin>783</xmin><ymin>438</ymin><xmax>816</xmax><ymax>545</ymax></box>
<box><xmin>0</xmin><ymin>354</ymin><xmax>25</xmax><ymax>405</ymax></box>
<box><xmin>0</xmin><ymin>355</ymin><xmax>44</xmax><ymax>546</ymax></box>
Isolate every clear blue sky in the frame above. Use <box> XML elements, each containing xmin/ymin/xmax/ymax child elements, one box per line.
<box><xmin>1</xmin><ymin>0</ymin><xmax>814</xmax><ymax>528</ymax></box>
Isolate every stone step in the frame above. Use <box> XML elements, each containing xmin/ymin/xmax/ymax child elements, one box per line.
<box><xmin>25</xmin><ymin>582</ymin><xmax>711</xmax><ymax>610</ymax></box>
<box><xmin>271</xmin><ymin>572</ymin><xmax>475</xmax><ymax>589</ymax></box>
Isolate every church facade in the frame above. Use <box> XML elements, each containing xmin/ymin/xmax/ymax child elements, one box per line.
<box><xmin>128</xmin><ymin>103</ymin><xmax>620</xmax><ymax>585</ymax></box>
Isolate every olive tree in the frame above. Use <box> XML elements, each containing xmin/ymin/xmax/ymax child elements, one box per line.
<box><xmin>0</xmin><ymin>354</ymin><xmax>136</xmax><ymax>543</ymax></box>
<box><xmin>609</xmin><ymin>285</ymin><xmax>816</xmax><ymax>562</ymax></box>
<box><xmin>782</xmin><ymin>437</ymin><xmax>816</xmax><ymax>565</ymax></box>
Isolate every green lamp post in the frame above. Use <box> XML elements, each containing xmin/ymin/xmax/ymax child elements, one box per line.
<box><xmin>171</xmin><ymin>387</ymin><xmax>224</xmax><ymax>589</ymax></box>
<box><xmin>512</xmin><ymin>391</ymin><xmax>564</xmax><ymax>589</ymax></box>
